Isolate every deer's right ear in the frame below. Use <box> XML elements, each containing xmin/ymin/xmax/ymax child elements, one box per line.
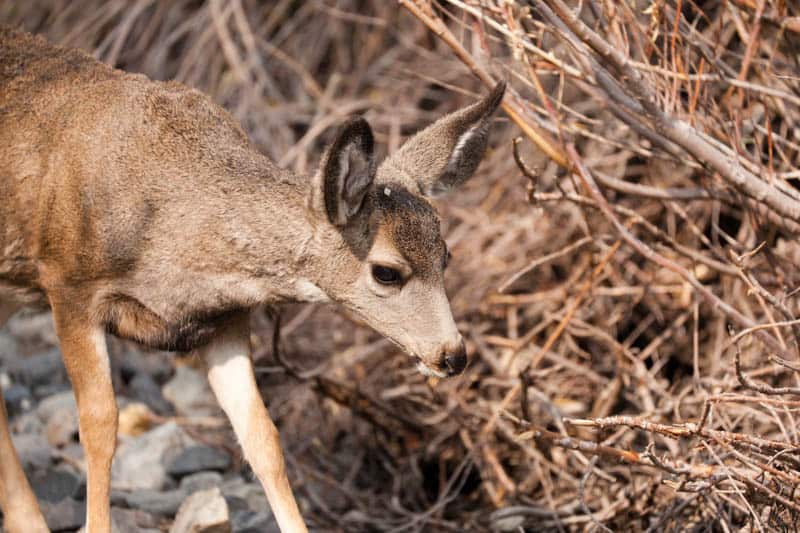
<box><xmin>376</xmin><ymin>81</ymin><xmax>505</xmax><ymax>197</ymax></box>
<box><xmin>313</xmin><ymin>117</ymin><xmax>376</xmax><ymax>227</ymax></box>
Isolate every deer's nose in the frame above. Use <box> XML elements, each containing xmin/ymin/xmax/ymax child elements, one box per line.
<box><xmin>443</xmin><ymin>342</ymin><xmax>467</xmax><ymax>376</ymax></box>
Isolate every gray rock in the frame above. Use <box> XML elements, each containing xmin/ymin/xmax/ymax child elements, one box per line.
<box><xmin>170</xmin><ymin>487</ymin><xmax>231</xmax><ymax>533</ymax></box>
<box><xmin>7</xmin><ymin>311</ymin><xmax>59</xmax><ymax>346</ymax></box>
<box><xmin>32</xmin><ymin>382</ymin><xmax>71</xmax><ymax>400</ymax></box>
<box><xmin>220</xmin><ymin>478</ymin><xmax>267</xmax><ymax>513</ymax></box>
<box><xmin>11</xmin><ymin>432</ymin><xmax>51</xmax><ymax>472</ymax></box>
<box><xmin>7</xmin><ymin>349</ymin><xmax>66</xmax><ymax>388</ymax></box>
<box><xmin>0</xmin><ymin>331</ymin><xmax>19</xmax><ymax>364</ymax></box>
<box><xmin>129</xmin><ymin>372</ymin><xmax>175</xmax><ymax>415</ymax></box>
<box><xmin>118</xmin><ymin>348</ymin><xmax>173</xmax><ymax>383</ymax></box>
<box><xmin>112</xmin><ymin>421</ymin><xmax>196</xmax><ymax>491</ymax></box>
<box><xmin>119</xmin><ymin>488</ymin><xmax>187</xmax><ymax>516</ymax></box>
<box><xmin>162</xmin><ymin>366</ymin><xmax>218</xmax><ymax>417</ymax></box>
<box><xmin>168</xmin><ymin>445</ymin><xmax>231</xmax><ymax>477</ymax></box>
<box><xmin>36</xmin><ymin>390</ymin><xmax>79</xmax><ymax>447</ymax></box>
<box><xmin>180</xmin><ymin>471</ymin><xmax>224</xmax><ymax>494</ymax></box>
<box><xmin>31</xmin><ymin>466</ymin><xmax>85</xmax><ymax>503</ymax></box>
<box><xmin>10</xmin><ymin>410</ymin><xmax>43</xmax><ymax>434</ymax></box>
<box><xmin>231</xmin><ymin>511</ymin><xmax>280</xmax><ymax>533</ymax></box>
<box><xmin>3</xmin><ymin>382</ymin><xmax>32</xmax><ymax>415</ymax></box>
<box><xmin>60</xmin><ymin>442</ymin><xmax>86</xmax><ymax>464</ymax></box>
<box><xmin>231</xmin><ymin>510</ymin><xmax>278</xmax><ymax>533</ymax></box>
<box><xmin>41</xmin><ymin>498</ymin><xmax>86</xmax><ymax>532</ymax></box>
<box><xmin>111</xmin><ymin>507</ymin><xmax>160</xmax><ymax>533</ymax></box>
<box><xmin>223</xmin><ymin>495</ymin><xmax>250</xmax><ymax>515</ymax></box>
<box><xmin>36</xmin><ymin>390</ymin><xmax>77</xmax><ymax>422</ymax></box>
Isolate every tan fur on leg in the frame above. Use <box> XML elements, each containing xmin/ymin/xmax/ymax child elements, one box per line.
<box><xmin>202</xmin><ymin>314</ymin><xmax>308</xmax><ymax>533</ymax></box>
<box><xmin>0</xmin><ymin>301</ymin><xmax>50</xmax><ymax>533</ymax></box>
<box><xmin>51</xmin><ymin>303</ymin><xmax>117</xmax><ymax>533</ymax></box>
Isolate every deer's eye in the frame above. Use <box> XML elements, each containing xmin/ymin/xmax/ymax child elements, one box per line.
<box><xmin>372</xmin><ymin>265</ymin><xmax>402</xmax><ymax>285</ymax></box>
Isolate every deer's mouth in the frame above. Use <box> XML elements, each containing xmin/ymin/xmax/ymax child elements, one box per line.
<box><xmin>413</xmin><ymin>356</ymin><xmax>447</xmax><ymax>378</ymax></box>
<box><xmin>347</xmin><ymin>312</ymin><xmax>449</xmax><ymax>377</ymax></box>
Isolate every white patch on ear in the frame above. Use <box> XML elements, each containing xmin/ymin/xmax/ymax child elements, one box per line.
<box><xmin>294</xmin><ymin>279</ymin><xmax>331</xmax><ymax>303</ymax></box>
<box><xmin>450</xmin><ymin>120</ymin><xmax>489</xmax><ymax>166</ymax></box>
<box><xmin>422</xmin><ymin>119</ymin><xmax>492</xmax><ymax>197</ymax></box>
<box><xmin>384</xmin><ymin>187</ymin><xmax>392</xmax><ymax>196</ymax></box>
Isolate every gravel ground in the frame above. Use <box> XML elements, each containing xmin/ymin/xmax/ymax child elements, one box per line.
<box><xmin>1</xmin><ymin>308</ymin><xmax>286</xmax><ymax>533</ymax></box>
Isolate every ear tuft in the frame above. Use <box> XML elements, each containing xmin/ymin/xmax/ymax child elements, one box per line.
<box><xmin>468</xmin><ymin>80</ymin><xmax>506</xmax><ymax>122</ymax></box>
<box><xmin>376</xmin><ymin>81</ymin><xmax>506</xmax><ymax>197</ymax></box>
<box><xmin>321</xmin><ymin>117</ymin><xmax>375</xmax><ymax>226</ymax></box>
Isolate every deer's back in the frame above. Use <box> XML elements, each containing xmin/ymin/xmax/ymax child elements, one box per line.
<box><xmin>0</xmin><ymin>27</ymin><xmax>273</xmax><ymax>312</ymax></box>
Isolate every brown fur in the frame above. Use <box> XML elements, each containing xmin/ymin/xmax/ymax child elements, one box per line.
<box><xmin>0</xmin><ymin>26</ymin><xmax>504</xmax><ymax>533</ymax></box>
<box><xmin>374</xmin><ymin>185</ymin><xmax>446</xmax><ymax>281</ymax></box>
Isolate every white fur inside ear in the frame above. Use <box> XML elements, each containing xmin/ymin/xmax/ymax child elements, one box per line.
<box><xmin>337</xmin><ymin>143</ymin><xmax>373</xmax><ymax>221</ymax></box>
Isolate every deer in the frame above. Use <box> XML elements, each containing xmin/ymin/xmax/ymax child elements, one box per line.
<box><xmin>0</xmin><ymin>26</ymin><xmax>505</xmax><ymax>533</ymax></box>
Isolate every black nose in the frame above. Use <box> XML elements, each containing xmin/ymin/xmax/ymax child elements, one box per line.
<box><xmin>443</xmin><ymin>343</ymin><xmax>467</xmax><ymax>376</ymax></box>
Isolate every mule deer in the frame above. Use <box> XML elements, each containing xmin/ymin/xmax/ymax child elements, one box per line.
<box><xmin>0</xmin><ymin>27</ymin><xmax>505</xmax><ymax>532</ymax></box>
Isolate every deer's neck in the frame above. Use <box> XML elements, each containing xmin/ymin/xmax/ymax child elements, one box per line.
<box><xmin>183</xmin><ymin>159</ymin><xmax>329</xmax><ymax>308</ymax></box>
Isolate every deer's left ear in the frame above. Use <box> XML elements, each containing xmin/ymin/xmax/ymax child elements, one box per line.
<box><xmin>376</xmin><ymin>81</ymin><xmax>505</xmax><ymax>197</ymax></box>
<box><xmin>313</xmin><ymin>117</ymin><xmax>376</xmax><ymax>227</ymax></box>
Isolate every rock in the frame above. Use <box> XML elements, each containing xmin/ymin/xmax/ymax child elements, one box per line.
<box><xmin>118</xmin><ymin>488</ymin><xmax>187</xmax><ymax>516</ymax></box>
<box><xmin>32</xmin><ymin>382</ymin><xmax>71</xmax><ymax>400</ymax></box>
<box><xmin>7</xmin><ymin>349</ymin><xmax>66</xmax><ymax>388</ymax></box>
<box><xmin>3</xmin><ymin>382</ymin><xmax>33</xmax><ymax>415</ymax></box>
<box><xmin>31</xmin><ymin>466</ymin><xmax>85</xmax><ymax>503</ymax></box>
<box><xmin>41</xmin><ymin>498</ymin><xmax>86</xmax><ymax>532</ymax></box>
<box><xmin>112</xmin><ymin>421</ymin><xmax>195</xmax><ymax>491</ymax></box>
<box><xmin>118</xmin><ymin>402</ymin><xmax>155</xmax><ymax>437</ymax></box>
<box><xmin>231</xmin><ymin>510</ymin><xmax>278</xmax><ymax>533</ymax></box>
<box><xmin>10</xmin><ymin>410</ymin><xmax>43</xmax><ymax>434</ymax></box>
<box><xmin>36</xmin><ymin>389</ymin><xmax>77</xmax><ymax>423</ymax></box>
<box><xmin>60</xmin><ymin>442</ymin><xmax>86</xmax><ymax>466</ymax></box>
<box><xmin>167</xmin><ymin>445</ymin><xmax>231</xmax><ymax>478</ymax></box>
<box><xmin>117</xmin><ymin>348</ymin><xmax>173</xmax><ymax>384</ymax></box>
<box><xmin>180</xmin><ymin>471</ymin><xmax>224</xmax><ymax>494</ymax></box>
<box><xmin>111</xmin><ymin>507</ymin><xmax>160</xmax><ymax>533</ymax></box>
<box><xmin>6</xmin><ymin>311</ymin><xmax>59</xmax><ymax>346</ymax></box>
<box><xmin>223</xmin><ymin>495</ymin><xmax>250</xmax><ymax>515</ymax></box>
<box><xmin>36</xmin><ymin>390</ymin><xmax>79</xmax><ymax>447</ymax></box>
<box><xmin>220</xmin><ymin>479</ymin><xmax>267</xmax><ymax>514</ymax></box>
<box><xmin>170</xmin><ymin>487</ymin><xmax>231</xmax><ymax>533</ymax></box>
<box><xmin>12</xmin><ymin>432</ymin><xmax>51</xmax><ymax>472</ymax></box>
<box><xmin>162</xmin><ymin>366</ymin><xmax>218</xmax><ymax>417</ymax></box>
<box><xmin>129</xmin><ymin>372</ymin><xmax>175</xmax><ymax>415</ymax></box>
<box><xmin>0</xmin><ymin>332</ymin><xmax>19</xmax><ymax>364</ymax></box>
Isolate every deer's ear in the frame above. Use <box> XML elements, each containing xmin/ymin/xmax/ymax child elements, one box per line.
<box><xmin>376</xmin><ymin>81</ymin><xmax>505</xmax><ymax>197</ymax></box>
<box><xmin>316</xmin><ymin>117</ymin><xmax>376</xmax><ymax>227</ymax></box>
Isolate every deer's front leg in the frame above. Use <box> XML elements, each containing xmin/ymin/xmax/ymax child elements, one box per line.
<box><xmin>51</xmin><ymin>303</ymin><xmax>118</xmax><ymax>533</ymax></box>
<box><xmin>202</xmin><ymin>313</ymin><xmax>308</xmax><ymax>533</ymax></box>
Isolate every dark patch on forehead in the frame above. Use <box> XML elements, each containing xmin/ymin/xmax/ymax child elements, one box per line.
<box><xmin>372</xmin><ymin>184</ymin><xmax>446</xmax><ymax>279</ymax></box>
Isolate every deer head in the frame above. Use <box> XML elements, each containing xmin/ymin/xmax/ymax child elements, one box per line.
<box><xmin>306</xmin><ymin>82</ymin><xmax>505</xmax><ymax>377</ymax></box>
